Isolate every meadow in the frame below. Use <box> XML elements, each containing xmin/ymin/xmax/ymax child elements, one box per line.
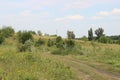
<box><xmin>0</xmin><ymin>27</ymin><xmax>120</xmax><ymax>80</ymax></box>
<box><xmin>0</xmin><ymin>35</ymin><xmax>119</xmax><ymax>80</ymax></box>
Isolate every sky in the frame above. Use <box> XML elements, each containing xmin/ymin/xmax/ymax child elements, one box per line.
<box><xmin>0</xmin><ymin>0</ymin><xmax>120</xmax><ymax>38</ymax></box>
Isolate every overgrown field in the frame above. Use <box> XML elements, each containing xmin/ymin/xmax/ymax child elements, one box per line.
<box><xmin>0</xmin><ymin>32</ymin><xmax>120</xmax><ymax>80</ymax></box>
<box><xmin>0</xmin><ymin>44</ymin><xmax>75</xmax><ymax>80</ymax></box>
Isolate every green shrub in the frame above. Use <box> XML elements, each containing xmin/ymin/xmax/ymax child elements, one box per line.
<box><xmin>35</xmin><ymin>38</ymin><xmax>45</xmax><ymax>47</ymax></box>
<box><xmin>47</xmin><ymin>39</ymin><xmax>54</xmax><ymax>47</ymax></box>
<box><xmin>98</xmin><ymin>36</ymin><xmax>112</xmax><ymax>44</ymax></box>
<box><xmin>55</xmin><ymin>36</ymin><xmax>65</xmax><ymax>49</ymax></box>
<box><xmin>0</xmin><ymin>35</ymin><xmax>5</xmax><ymax>44</ymax></box>
<box><xmin>117</xmin><ymin>38</ymin><xmax>120</xmax><ymax>45</ymax></box>
<box><xmin>0</xmin><ymin>26</ymin><xmax>14</xmax><ymax>38</ymax></box>
<box><xmin>56</xmin><ymin>42</ymin><xmax>64</xmax><ymax>49</ymax></box>
<box><xmin>51</xmin><ymin>39</ymin><xmax>76</xmax><ymax>55</ymax></box>
<box><xmin>17</xmin><ymin>44</ymin><xmax>27</xmax><ymax>52</ymax></box>
<box><xmin>56</xmin><ymin>36</ymin><xmax>62</xmax><ymax>43</ymax></box>
<box><xmin>80</xmin><ymin>36</ymin><xmax>88</xmax><ymax>41</ymax></box>
<box><xmin>17</xmin><ymin>40</ymin><xmax>34</xmax><ymax>52</ymax></box>
<box><xmin>65</xmin><ymin>39</ymin><xmax>75</xmax><ymax>48</ymax></box>
<box><xmin>17</xmin><ymin>31</ymin><xmax>33</xmax><ymax>44</ymax></box>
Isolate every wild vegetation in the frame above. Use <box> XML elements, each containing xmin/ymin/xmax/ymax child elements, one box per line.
<box><xmin>0</xmin><ymin>26</ymin><xmax>120</xmax><ymax>80</ymax></box>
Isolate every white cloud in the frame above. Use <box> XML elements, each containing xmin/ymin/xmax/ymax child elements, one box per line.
<box><xmin>111</xmin><ymin>8</ymin><xmax>120</xmax><ymax>15</ymax></box>
<box><xmin>91</xmin><ymin>16</ymin><xmax>103</xmax><ymax>20</ymax></box>
<box><xmin>97</xmin><ymin>8</ymin><xmax>120</xmax><ymax>16</ymax></box>
<box><xmin>98</xmin><ymin>12</ymin><xmax>110</xmax><ymax>16</ymax></box>
<box><xmin>63</xmin><ymin>0</ymin><xmax>112</xmax><ymax>10</ymax></box>
<box><xmin>0</xmin><ymin>0</ymin><xmax>56</xmax><ymax>11</ymax></box>
<box><xmin>55</xmin><ymin>15</ymin><xmax>84</xmax><ymax>22</ymax></box>
<box><xmin>20</xmin><ymin>10</ymin><xmax>32</xmax><ymax>16</ymax></box>
<box><xmin>92</xmin><ymin>8</ymin><xmax>120</xmax><ymax>19</ymax></box>
<box><xmin>64</xmin><ymin>1</ymin><xmax>90</xmax><ymax>9</ymax></box>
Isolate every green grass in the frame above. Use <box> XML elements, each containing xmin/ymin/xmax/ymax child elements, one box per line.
<box><xmin>0</xmin><ymin>45</ymin><xmax>75</xmax><ymax>80</ymax></box>
<box><xmin>72</xmin><ymin>41</ymin><xmax>120</xmax><ymax>76</ymax></box>
<box><xmin>0</xmin><ymin>38</ymin><xmax>120</xmax><ymax>80</ymax></box>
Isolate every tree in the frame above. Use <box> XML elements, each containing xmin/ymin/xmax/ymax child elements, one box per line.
<box><xmin>88</xmin><ymin>28</ymin><xmax>93</xmax><ymax>41</ymax></box>
<box><xmin>29</xmin><ymin>31</ymin><xmax>36</xmax><ymax>35</ymax></box>
<box><xmin>67</xmin><ymin>31</ymin><xmax>75</xmax><ymax>39</ymax></box>
<box><xmin>95</xmin><ymin>28</ymin><xmax>104</xmax><ymax>39</ymax></box>
<box><xmin>0</xmin><ymin>26</ymin><xmax>14</xmax><ymax>38</ymax></box>
<box><xmin>37</xmin><ymin>30</ymin><xmax>42</xmax><ymax>36</ymax></box>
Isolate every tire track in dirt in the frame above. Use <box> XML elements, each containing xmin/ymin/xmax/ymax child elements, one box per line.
<box><xmin>61</xmin><ymin>56</ymin><xmax>120</xmax><ymax>80</ymax></box>
<box><xmin>42</xmin><ymin>53</ymin><xmax>120</xmax><ymax>80</ymax></box>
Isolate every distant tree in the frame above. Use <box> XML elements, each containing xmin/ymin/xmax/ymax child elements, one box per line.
<box><xmin>44</xmin><ymin>33</ymin><xmax>49</xmax><ymax>36</ymax></box>
<box><xmin>88</xmin><ymin>28</ymin><xmax>93</xmax><ymax>41</ymax></box>
<box><xmin>98</xmin><ymin>36</ymin><xmax>108</xmax><ymax>43</ymax></box>
<box><xmin>98</xmin><ymin>35</ymin><xmax>112</xmax><ymax>44</ymax></box>
<box><xmin>37</xmin><ymin>30</ymin><xmax>42</xmax><ymax>36</ymax></box>
<box><xmin>29</xmin><ymin>31</ymin><xmax>36</xmax><ymax>35</ymax></box>
<box><xmin>0</xmin><ymin>26</ymin><xmax>14</xmax><ymax>38</ymax></box>
<box><xmin>50</xmin><ymin>34</ymin><xmax>57</xmax><ymax>37</ymax></box>
<box><xmin>67</xmin><ymin>31</ymin><xmax>75</xmax><ymax>39</ymax></box>
<box><xmin>95</xmin><ymin>28</ymin><xmax>104</xmax><ymax>39</ymax></box>
<box><xmin>107</xmin><ymin>35</ymin><xmax>120</xmax><ymax>40</ymax></box>
<box><xmin>80</xmin><ymin>36</ymin><xmax>88</xmax><ymax>41</ymax></box>
<box><xmin>17</xmin><ymin>31</ymin><xmax>33</xmax><ymax>44</ymax></box>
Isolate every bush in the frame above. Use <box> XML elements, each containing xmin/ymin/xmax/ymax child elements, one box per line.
<box><xmin>17</xmin><ymin>31</ymin><xmax>33</xmax><ymax>44</ymax></box>
<box><xmin>80</xmin><ymin>36</ymin><xmax>88</xmax><ymax>41</ymax></box>
<box><xmin>0</xmin><ymin>26</ymin><xmax>14</xmax><ymax>38</ymax></box>
<box><xmin>18</xmin><ymin>40</ymin><xmax>34</xmax><ymax>52</ymax></box>
<box><xmin>17</xmin><ymin>43</ymin><xmax>27</xmax><ymax>52</ymax></box>
<box><xmin>56</xmin><ymin>42</ymin><xmax>65</xmax><ymax>49</ymax></box>
<box><xmin>117</xmin><ymin>38</ymin><xmax>120</xmax><ymax>45</ymax></box>
<box><xmin>65</xmin><ymin>39</ymin><xmax>75</xmax><ymax>48</ymax></box>
<box><xmin>35</xmin><ymin>38</ymin><xmax>45</xmax><ymax>47</ymax></box>
<box><xmin>47</xmin><ymin>39</ymin><xmax>54</xmax><ymax>47</ymax></box>
<box><xmin>55</xmin><ymin>36</ymin><xmax>64</xmax><ymax>48</ymax></box>
<box><xmin>98</xmin><ymin>36</ymin><xmax>112</xmax><ymax>44</ymax></box>
<box><xmin>56</xmin><ymin>36</ymin><xmax>62</xmax><ymax>43</ymax></box>
<box><xmin>0</xmin><ymin>35</ymin><xmax>5</xmax><ymax>44</ymax></box>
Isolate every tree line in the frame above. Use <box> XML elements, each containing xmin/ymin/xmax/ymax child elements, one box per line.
<box><xmin>87</xmin><ymin>28</ymin><xmax>120</xmax><ymax>44</ymax></box>
<box><xmin>0</xmin><ymin>26</ymin><xmax>120</xmax><ymax>46</ymax></box>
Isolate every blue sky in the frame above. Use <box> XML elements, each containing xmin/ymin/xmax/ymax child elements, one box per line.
<box><xmin>0</xmin><ymin>0</ymin><xmax>120</xmax><ymax>37</ymax></box>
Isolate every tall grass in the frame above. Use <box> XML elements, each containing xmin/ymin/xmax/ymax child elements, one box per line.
<box><xmin>0</xmin><ymin>45</ymin><xmax>75</xmax><ymax>80</ymax></box>
<box><xmin>73</xmin><ymin>41</ymin><xmax>120</xmax><ymax>75</ymax></box>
